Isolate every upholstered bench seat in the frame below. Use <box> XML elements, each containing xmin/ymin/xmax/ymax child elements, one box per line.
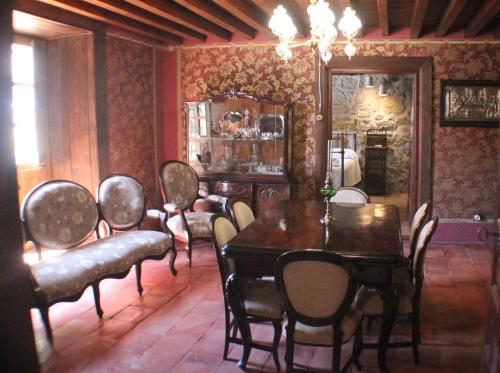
<box><xmin>31</xmin><ymin>231</ymin><xmax>171</xmax><ymax>303</ymax></box>
<box><xmin>166</xmin><ymin>211</ymin><xmax>213</xmax><ymax>239</ymax></box>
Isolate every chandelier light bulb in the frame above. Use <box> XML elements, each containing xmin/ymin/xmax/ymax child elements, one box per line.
<box><xmin>338</xmin><ymin>7</ymin><xmax>362</xmax><ymax>40</ymax></box>
<box><xmin>269</xmin><ymin>5</ymin><xmax>297</xmax><ymax>42</ymax></box>
<box><xmin>276</xmin><ymin>43</ymin><xmax>292</xmax><ymax>62</ymax></box>
<box><xmin>344</xmin><ymin>42</ymin><xmax>356</xmax><ymax>59</ymax></box>
<box><xmin>320</xmin><ymin>50</ymin><xmax>332</xmax><ymax>63</ymax></box>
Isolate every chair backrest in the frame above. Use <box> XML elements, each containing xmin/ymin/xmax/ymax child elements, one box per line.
<box><xmin>409</xmin><ymin>201</ymin><xmax>430</xmax><ymax>262</ymax></box>
<box><xmin>330</xmin><ymin>187</ymin><xmax>370</xmax><ymax>204</ymax></box>
<box><xmin>275</xmin><ymin>250</ymin><xmax>357</xmax><ymax>326</ymax></box>
<box><xmin>229</xmin><ymin>200</ymin><xmax>255</xmax><ymax>231</ymax></box>
<box><xmin>159</xmin><ymin>160</ymin><xmax>199</xmax><ymax>211</ymax></box>
<box><xmin>209</xmin><ymin>214</ymin><xmax>237</xmax><ymax>284</ymax></box>
<box><xmin>98</xmin><ymin>174</ymin><xmax>146</xmax><ymax>231</ymax></box>
<box><xmin>21</xmin><ymin>180</ymin><xmax>98</xmax><ymax>251</ymax></box>
<box><xmin>413</xmin><ymin>217</ymin><xmax>439</xmax><ymax>299</ymax></box>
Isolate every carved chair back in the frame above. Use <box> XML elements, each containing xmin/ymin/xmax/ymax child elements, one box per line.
<box><xmin>275</xmin><ymin>250</ymin><xmax>357</xmax><ymax>327</ymax></box>
<box><xmin>21</xmin><ymin>180</ymin><xmax>98</xmax><ymax>256</ymax></box>
<box><xmin>97</xmin><ymin>174</ymin><xmax>147</xmax><ymax>232</ymax></box>
<box><xmin>330</xmin><ymin>187</ymin><xmax>370</xmax><ymax>204</ymax></box>
<box><xmin>412</xmin><ymin>217</ymin><xmax>439</xmax><ymax>304</ymax></box>
<box><xmin>159</xmin><ymin>160</ymin><xmax>200</xmax><ymax>211</ymax></box>
<box><xmin>409</xmin><ymin>200</ymin><xmax>431</xmax><ymax>263</ymax></box>
<box><xmin>229</xmin><ymin>200</ymin><xmax>255</xmax><ymax>231</ymax></box>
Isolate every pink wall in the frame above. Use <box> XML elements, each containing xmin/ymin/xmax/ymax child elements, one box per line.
<box><xmin>157</xmin><ymin>49</ymin><xmax>178</xmax><ymax>162</ymax></box>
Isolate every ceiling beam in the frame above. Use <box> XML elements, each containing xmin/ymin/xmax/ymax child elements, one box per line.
<box><xmin>126</xmin><ymin>0</ymin><xmax>232</xmax><ymax>40</ymax></box>
<box><xmin>464</xmin><ymin>0</ymin><xmax>500</xmax><ymax>37</ymax></box>
<box><xmin>38</xmin><ymin>0</ymin><xmax>182</xmax><ymax>44</ymax></box>
<box><xmin>376</xmin><ymin>0</ymin><xmax>389</xmax><ymax>36</ymax></box>
<box><xmin>212</xmin><ymin>0</ymin><xmax>273</xmax><ymax>36</ymax></box>
<box><xmin>82</xmin><ymin>0</ymin><xmax>206</xmax><ymax>40</ymax></box>
<box><xmin>435</xmin><ymin>0</ymin><xmax>467</xmax><ymax>37</ymax></box>
<box><xmin>173</xmin><ymin>0</ymin><xmax>256</xmax><ymax>39</ymax></box>
<box><xmin>14</xmin><ymin>0</ymin><xmax>104</xmax><ymax>32</ymax></box>
<box><xmin>410</xmin><ymin>0</ymin><xmax>429</xmax><ymax>38</ymax></box>
<box><xmin>252</xmin><ymin>0</ymin><xmax>308</xmax><ymax>37</ymax></box>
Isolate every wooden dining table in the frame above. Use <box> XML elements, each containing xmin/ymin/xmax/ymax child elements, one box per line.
<box><xmin>222</xmin><ymin>200</ymin><xmax>404</xmax><ymax>373</ymax></box>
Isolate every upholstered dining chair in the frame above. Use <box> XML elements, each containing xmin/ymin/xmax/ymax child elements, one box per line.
<box><xmin>355</xmin><ymin>216</ymin><xmax>439</xmax><ymax>364</ymax></box>
<box><xmin>98</xmin><ymin>174</ymin><xmax>178</xmax><ymax>278</ymax></box>
<box><xmin>229</xmin><ymin>200</ymin><xmax>255</xmax><ymax>231</ymax></box>
<box><xmin>159</xmin><ymin>160</ymin><xmax>227</xmax><ymax>266</ymax></box>
<box><xmin>275</xmin><ymin>250</ymin><xmax>363</xmax><ymax>373</ymax></box>
<box><xmin>408</xmin><ymin>201</ymin><xmax>431</xmax><ymax>269</ymax></box>
<box><xmin>330</xmin><ymin>187</ymin><xmax>370</xmax><ymax>204</ymax></box>
<box><xmin>209</xmin><ymin>214</ymin><xmax>283</xmax><ymax>371</ymax></box>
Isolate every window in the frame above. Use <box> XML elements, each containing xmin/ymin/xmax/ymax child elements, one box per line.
<box><xmin>12</xmin><ymin>42</ymin><xmax>38</xmax><ymax>166</ymax></box>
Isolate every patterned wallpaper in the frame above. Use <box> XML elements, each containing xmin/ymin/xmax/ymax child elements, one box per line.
<box><xmin>106</xmin><ymin>35</ymin><xmax>158</xmax><ymax>207</ymax></box>
<box><xmin>180</xmin><ymin>42</ymin><xmax>499</xmax><ymax>219</ymax></box>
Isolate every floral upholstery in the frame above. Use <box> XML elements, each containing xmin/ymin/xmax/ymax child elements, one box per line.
<box><xmin>160</xmin><ymin>162</ymin><xmax>199</xmax><ymax>211</ymax></box>
<box><xmin>167</xmin><ymin>212</ymin><xmax>213</xmax><ymax>239</ymax></box>
<box><xmin>292</xmin><ymin>307</ymin><xmax>363</xmax><ymax>345</ymax></box>
<box><xmin>31</xmin><ymin>231</ymin><xmax>171</xmax><ymax>303</ymax></box>
<box><xmin>24</xmin><ymin>181</ymin><xmax>98</xmax><ymax>250</ymax></box>
<box><xmin>98</xmin><ymin>175</ymin><xmax>145</xmax><ymax>230</ymax></box>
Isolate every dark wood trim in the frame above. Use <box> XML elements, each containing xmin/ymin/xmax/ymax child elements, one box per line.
<box><xmin>93</xmin><ymin>29</ymin><xmax>109</xmax><ymax>180</ymax></box>
<box><xmin>212</xmin><ymin>0</ymin><xmax>273</xmax><ymax>36</ymax></box>
<box><xmin>317</xmin><ymin>56</ymin><xmax>433</xmax><ymax>218</ymax></box>
<box><xmin>84</xmin><ymin>0</ymin><xmax>206</xmax><ymax>41</ymax></box>
<box><xmin>410</xmin><ymin>0</ymin><xmax>429</xmax><ymax>38</ymax></box>
<box><xmin>464</xmin><ymin>0</ymin><xmax>500</xmax><ymax>37</ymax></box>
<box><xmin>127</xmin><ymin>0</ymin><xmax>232</xmax><ymax>41</ymax></box>
<box><xmin>14</xmin><ymin>0</ymin><xmax>105</xmax><ymax>33</ymax></box>
<box><xmin>0</xmin><ymin>4</ymin><xmax>40</xmax><ymax>370</ymax></box>
<box><xmin>376</xmin><ymin>0</ymin><xmax>390</xmax><ymax>36</ymax></box>
<box><xmin>174</xmin><ymin>0</ymin><xmax>257</xmax><ymax>39</ymax></box>
<box><xmin>435</xmin><ymin>0</ymin><xmax>467</xmax><ymax>37</ymax></box>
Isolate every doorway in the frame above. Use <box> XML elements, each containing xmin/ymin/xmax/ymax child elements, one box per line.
<box><xmin>315</xmin><ymin>56</ymin><xmax>433</xmax><ymax>220</ymax></box>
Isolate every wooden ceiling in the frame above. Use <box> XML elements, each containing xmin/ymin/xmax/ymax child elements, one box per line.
<box><xmin>12</xmin><ymin>0</ymin><xmax>500</xmax><ymax>45</ymax></box>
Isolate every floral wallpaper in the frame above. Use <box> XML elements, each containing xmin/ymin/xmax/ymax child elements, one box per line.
<box><xmin>106</xmin><ymin>35</ymin><xmax>158</xmax><ymax>208</ymax></box>
<box><xmin>180</xmin><ymin>42</ymin><xmax>499</xmax><ymax>219</ymax></box>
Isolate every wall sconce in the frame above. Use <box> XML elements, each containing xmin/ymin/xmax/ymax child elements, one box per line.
<box><xmin>364</xmin><ymin>75</ymin><xmax>374</xmax><ymax>88</ymax></box>
<box><xmin>378</xmin><ymin>82</ymin><xmax>388</xmax><ymax>96</ymax></box>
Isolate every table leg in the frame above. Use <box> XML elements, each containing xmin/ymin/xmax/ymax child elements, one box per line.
<box><xmin>377</xmin><ymin>284</ymin><xmax>399</xmax><ymax>373</ymax></box>
<box><xmin>226</xmin><ymin>273</ymin><xmax>252</xmax><ymax>369</ymax></box>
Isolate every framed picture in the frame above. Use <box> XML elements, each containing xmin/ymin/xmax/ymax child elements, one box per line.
<box><xmin>440</xmin><ymin>80</ymin><xmax>499</xmax><ymax>128</ymax></box>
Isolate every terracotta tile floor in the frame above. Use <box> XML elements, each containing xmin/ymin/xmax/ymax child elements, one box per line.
<box><xmin>33</xmin><ymin>240</ymin><xmax>491</xmax><ymax>373</ymax></box>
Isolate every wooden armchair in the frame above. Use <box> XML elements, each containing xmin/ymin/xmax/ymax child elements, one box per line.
<box><xmin>159</xmin><ymin>160</ymin><xmax>227</xmax><ymax>266</ymax></box>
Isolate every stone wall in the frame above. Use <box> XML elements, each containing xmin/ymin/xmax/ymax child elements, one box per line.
<box><xmin>332</xmin><ymin>74</ymin><xmax>413</xmax><ymax>193</ymax></box>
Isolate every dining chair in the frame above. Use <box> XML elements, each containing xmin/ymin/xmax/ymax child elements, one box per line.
<box><xmin>275</xmin><ymin>250</ymin><xmax>363</xmax><ymax>373</ymax></box>
<box><xmin>229</xmin><ymin>200</ymin><xmax>255</xmax><ymax>231</ymax></box>
<box><xmin>355</xmin><ymin>216</ymin><xmax>439</xmax><ymax>364</ymax></box>
<box><xmin>159</xmin><ymin>160</ymin><xmax>227</xmax><ymax>267</ymax></box>
<box><xmin>330</xmin><ymin>187</ymin><xmax>370</xmax><ymax>204</ymax></box>
<box><xmin>408</xmin><ymin>201</ymin><xmax>431</xmax><ymax>269</ymax></box>
<box><xmin>209</xmin><ymin>214</ymin><xmax>283</xmax><ymax>371</ymax></box>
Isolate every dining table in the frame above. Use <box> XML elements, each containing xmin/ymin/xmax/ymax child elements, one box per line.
<box><xmin>222</xmin><ymin>199</ymin><xmax>404</xmax><ymax>373</ymax></box>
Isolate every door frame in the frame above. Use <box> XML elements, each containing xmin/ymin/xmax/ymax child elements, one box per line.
<box><xmin>315</xmin><ymin>56</ymin><xmax>433</xmax><ymax>218</ymax></box>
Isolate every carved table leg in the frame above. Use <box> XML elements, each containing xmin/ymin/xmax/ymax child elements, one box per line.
<box><xmin>226</xmin><ymin>273</ymin><xmax>252</xmax><ymax>369</ymax></box>
<box><xmin>377</xmin><ymin>282</ymin><xmax>399</xmax><ymax>373</ymax></box>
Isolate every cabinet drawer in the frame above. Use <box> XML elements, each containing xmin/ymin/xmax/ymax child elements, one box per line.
<box><xmin>209</xmin><ymin>181</ymin><xmax>253</xmax><ymax>207</ymax></box>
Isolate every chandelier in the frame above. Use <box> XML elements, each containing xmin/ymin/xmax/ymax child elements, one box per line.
<box><xmin>269</xmin><ymin>0</ymin><xmax>362</xmax><ymax>63</ymax></box>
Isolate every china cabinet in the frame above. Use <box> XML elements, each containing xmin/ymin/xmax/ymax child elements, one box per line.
<box><xmin>185</xmin><ymin>89</ymin><xmax>293</xmax><ymax>216</ymax></box>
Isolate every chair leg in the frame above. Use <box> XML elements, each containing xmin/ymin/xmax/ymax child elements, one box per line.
<box><xmin>91</xmin><ymin>283</ymin><xmax>104</xmax><ymax>318</ymax></box>
<box><xmin>168</xmin><ymin>246</ymin><xmax>178</xmax><ymax>276</ymax></box>
<box><xmin>135</xmin><ymin>263</ymin><xmax>144</xmax><ymax>295</ymax></box>
<box><xmin>187</xmin><ymin>239</ymin><xmax>193</xmax><ymax>267</ymax></box>
<box><xmin>353</xmin><ymin>324</ymin><xmax>363</xmax><ymax>370</ymax></box>
<box><xmin>272</xmin><ymin>320</ymin><xmax>282</xmax><ymax>372</ymax></box>
<box><xmin>231</xmin><ymin>319</ymin><xmax>238</xmax><ymax>338</ymax></box>
<box><xmin>412</xmin><ymin>312</ymin><xmax>420</xmax><ymax>365</ymax></box>
<box><xmin>223</xmin><ymin>308</ymin><xmax>231</xmax><ymax>360</ymax></box>
<box><xmin>39</xmin><ymin>303</ymin><xmax>53</xmax><ymax>344</ymax></box>
<box><xmin>332</xmin><ymin>335</ymin><xmax>342</xmax><ymax>373</ymax></box>
<box><xmin>285</xmin><ymin>322</ymin><xmax>295</xmax><ymax>373</ymax></box>
<box><xmin>366</xmin><ymin>315</ymin><xmax>375</xmax><ymax>332</ymax></box>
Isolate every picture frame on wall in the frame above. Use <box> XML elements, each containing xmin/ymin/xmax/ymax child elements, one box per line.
<box><xmin>440</xmin><ymin>80</ymin><xmax>499</xmax><ymax>128</ymax></box>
